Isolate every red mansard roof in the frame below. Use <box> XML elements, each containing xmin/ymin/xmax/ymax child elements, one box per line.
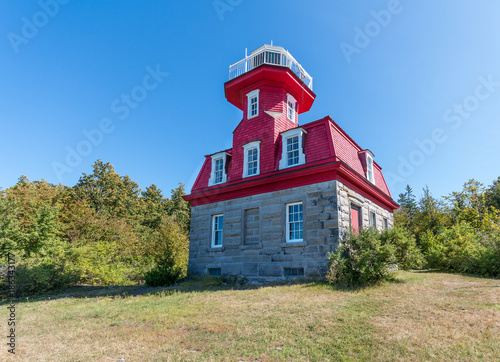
<box><xmin>185</xmin><ymin>116</ymin><xmax>398</xmax><ymax>212</ymax></box>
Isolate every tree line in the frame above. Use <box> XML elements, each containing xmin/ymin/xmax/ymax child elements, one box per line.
<box><xmin>0</xmin><ymin>160</ymin><xmax>190</xmax><ymax>296</ymax></box>
<box><xmin>394</xmin><ymin>178</ymin><xmax>500</xmax><ymax>276</ymax></box>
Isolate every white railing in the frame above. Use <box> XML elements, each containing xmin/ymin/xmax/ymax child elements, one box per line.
<box><xmin>228</xmin><ymin>45</ymin><xmax>313</xmax><ymax>90</ymax></box>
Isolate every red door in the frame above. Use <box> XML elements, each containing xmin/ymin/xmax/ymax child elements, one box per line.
<box><xmin>351</xmin><ymin>206</ymin><xmax>360</xmax><ymax>234</ymax></box>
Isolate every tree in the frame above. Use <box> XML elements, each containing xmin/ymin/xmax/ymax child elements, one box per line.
<box><xmin>414</xmin><ymin>186</ymin><xmax>450</xmax><ymax>240</ymax></box>
<box><xmin>74</xmin><ymin>160</ymin><xmax>140</xmax><ymax>219</ymax></box>
<box><xmin>169</xmin><ymin>182</ymin><xmax>190</xmax><ymax>234</ymax></box>
<box><xmin>486</xmin><ymin>176</ymin><xmax>500</xmax><ymax>211</ymax></box>
<box><xmin>140</xmin><ymin>184</ymin><xmax>169</xmax><ymax>230</ymax></box>
<box><xmin>394</xmin><ymin>185</ymin><xmax>418</xmax><ymax>233</ymax></box>
<box><xmin>444</xmin><ymin>179</ymin><xmax>499</xmax><ymax>231</ymax></box>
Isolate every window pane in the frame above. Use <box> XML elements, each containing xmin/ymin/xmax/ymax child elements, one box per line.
<box><xmin>213</xmin><ymin>215</ymin><xmax>223</xmax><ymax>246</ymax></box>
<box><xmin>214</xmin><ymin>158</ymin><xmax>224</xmax><ymax>184</ymax></box>
<box><xmin>286</xmin><ymin>136</ymin><xmax>300</xmax><ymax>166</ymax></box>
<box><xmin>287</xmin><ymin>203</ymin><xmax>303</xmax><ymax>241</ymax></box>
<box><xmin>250</xmin><ymin>96</ymin><xmax>258</xmax><ymax>116</ymax></box>
<box><xmin>247</xmin><ymin>148</ymin><xmax>258</xmax><ymax>176</ymax></box>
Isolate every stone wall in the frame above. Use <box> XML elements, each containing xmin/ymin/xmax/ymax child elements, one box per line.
<box><xmin>188</xmin><ymin>180</ymin><xmax>394</xmax><ymax>281</ymax></box>
<box><xmin>337</xmin><ymin>182</ymin><xmax>394</xmax><ymax>233</ymax></box>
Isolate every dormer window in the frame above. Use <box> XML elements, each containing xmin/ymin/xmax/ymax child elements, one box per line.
<box><xmin>246</xmin><ymin>89</ymin><xmax>260</xmax><ymax>119</ymax></box>
<box><xmin>366</xmin><ymin>153</ymin><xmax>375</xmax><ymax>184</ymax></box>
<box><xmin>286</xmin><ymin>93</ymin><xmax>296</xmax><ymax>122</ymax></box>
<box><xmin>208</xmin><ymin>151</ymin><xmax>229</xmax><ymax>186</ymax></box>
<box><xmin>214</xmin><ymin>158</ymin><xmax>224</xmax><ymax>183</ymax></box>
<box><xmin>279</xmin><ymin>128</ymin><xmax>306</xmax><ymax>170</ymax></box>
<box><xmin>287</xmin><ymin>136</ymin><xmax>299</xmax><ymax>166</ymax></box>
<box><xmin>242</xmin><ymin>141</ymin><xmax>261</xmax><ymax>178</ymax></box>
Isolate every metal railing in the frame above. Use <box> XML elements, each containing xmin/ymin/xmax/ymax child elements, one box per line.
<box><xmin>228</xmin><ymin>45</ymin><xmax>313</xmax><ymax>90</ymax></box>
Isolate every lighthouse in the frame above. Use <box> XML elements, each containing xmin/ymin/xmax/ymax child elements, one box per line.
<box><xmin>184</xmin><ymin>45</ymin><xmax>398</xmax><ymax>281</ymax></box>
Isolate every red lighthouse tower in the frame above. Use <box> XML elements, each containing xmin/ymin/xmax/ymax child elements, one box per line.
<box><xmin>225</xmin><ymin>45</ymin><xmax>316</xmax><ymax>181</ymax></box>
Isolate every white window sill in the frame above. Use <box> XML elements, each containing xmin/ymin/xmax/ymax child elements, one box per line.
<box><xmin>281</xmin><ymin>241</ymin><xmax>307</xmax><ymax>247</ymax></box>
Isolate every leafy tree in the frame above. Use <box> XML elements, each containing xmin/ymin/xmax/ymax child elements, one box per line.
<box><xmin>0</xmin><ymin>194</ymin><xmax>21</xmax><ymax>257</ymax></box>
<box><xmin>169</xmin><ymin>182</ymin><xmax>190</xmax><ymax>234</ymax></box>
<box><xmin>2</xmin><ymin>177</ymin><xmax>63</xmax><ymax>257</ymax></box>
<box><xmin>74</xmin><ymin>160</ymin><xmax>140</xmax><ymax>219</ymax></box>
<box><xmin>485</xmin><ymin>176</ymin><xmax>500</xmax><ymax>210</ymax></box>
<box><xmin>140</xmin><ymin>184</ymin><xmax>169</xmax><ymax>230</ymax></box>
<box><xmin>414</xmin><ymin>186</ymin><xmax>450</xmax><ymax>240</ymax></box>
<box><xmin>444</xmin><ymin>179</ymin><xmax>499</xmax><ymax>231</ymax></box>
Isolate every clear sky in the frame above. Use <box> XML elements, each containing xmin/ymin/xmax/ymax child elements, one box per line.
<box><xmin>1</xmin><ymin>0</ymin><xmax>499</xmax><ymax>201</ymax></box>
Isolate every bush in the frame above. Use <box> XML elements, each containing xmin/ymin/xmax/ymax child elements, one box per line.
<box><xmin>0</xmin><ymin>258</ymin><xmax>78</xmax><ymax>298</ymax></box>
<box><xmin>144</xmin><ymin>216</ymin><xmax>188</xmax><ymax>287</ymax></box>
<box><xmin>326</xmin><ymin>228</ymin><xmax>396</xmax><ymax>287</ymax></box>
<box><xmin>380</xmin><ymin>227</ymin><xmax>424</xmax><ymax>270</ymax></box>
<box><xmin>144</xmin><ymin>262</ymin><xmax>185</xmax><ymax>287</ymax></box>
<box><xmin>421</xmin><ymin>222</ymin><xmax>500</xmax><ymax>277</ymax></box>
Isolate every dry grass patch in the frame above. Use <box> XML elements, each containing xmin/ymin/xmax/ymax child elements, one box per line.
<box><xmin>2</xmin><ymin>272</ymin><xmax>498</xmax><ymax>361</ymax></box>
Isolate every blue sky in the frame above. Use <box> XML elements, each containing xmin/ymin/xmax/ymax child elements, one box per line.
<box><xmin>1</xmin><ymin>0</ymin><xmax>499</xmax><ymax>201</ymax></box>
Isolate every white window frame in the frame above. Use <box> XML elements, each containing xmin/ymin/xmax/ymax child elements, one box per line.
<box><xmin>383</xmin><ymin>218</ymin><xmax>388</xmax><ymax>230</ymax></box>
<box><xmin>246</xmin><ymin>89</ymin><xmax>260</xmax><ymax>119</ymax></box>
<box><xmin>208</xmin><ymin>151</ymin><xmax>229</xmax><ymax>186</ymax></box>
<box><xmin>242</xmin><ymin>140</ymin><xmax>261</xmax><ymax>178</ymax></box>
<box><xmin>366</xmin><ymin>153</ymin><xmax>375</xmax><ymax>184</ymax></box>
<box><xmin>211</xmin><ymin>214</ymin><xmax>223</xmax><ymax>248</ymax></box>
<box><xmin>286</xmin><ymin>202</ymin><xmax>304</xmax><ymax>243</ymax></box>
<box><xmin>279</xmin><ymin>128</ymin><xmax>306</xmax><ymax>170</ymax></box>
<box><xmin>286</xmin><ymin>93</ymin><xmax>296</xmax><ymax>123</ymax></box>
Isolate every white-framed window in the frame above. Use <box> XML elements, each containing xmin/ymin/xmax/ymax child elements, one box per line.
<box><xmin>383</xmin><ymin>218</ymin><xmax>388</xmax><ymax>230</ymax></box>
<box><xmin>286</xmin><ymin>136</ymin><xmax>299</xmax><ymax>166</ymax></box>
<box><xmin>279</xmin><ymin>128</ymin><xmax>306</xmax><ymax>170</ymax></box>
<box><xmin>370</xmin><ymin>212</ymin><xmax>376</xmax><ymax>228</ymax></box>
<box><xmin>246</xmin><ymin>89</ymin><xmax>260</xmax><ymax>119</ymax></box>
<box><xmin>286</xmin><ymin>202</ymin><xmax>303</xmax><ymax>242</ymax></box>
<box><xmin>208</xmin><ymin>151</ymin><xmax>229</xmax><ymax>186</ymax></box>
<box><xmin>242</xmin><ymin>140</ymin><xmax>261</xmax><ymax>178</ymax></box>
<box><xmin>286</xmin><ymin>93</ymin><xmax>296</xmax><ymax>122</ymax></box>
<box><xmin>211</xmin><ymin>214</ymin><xmax>223</xmax><ymax>247</ymax></box>
<box><xmin>366</xmin><ymin>153</ymin><xmax>375</xmax><ymax>184</ymax></box>
<box><xmin>214</xmin><ymin>158</ymin><xmax>224</xmax><ymax>183</ymax></box>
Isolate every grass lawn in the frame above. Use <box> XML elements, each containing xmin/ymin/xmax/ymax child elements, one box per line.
<box><xmin>2</xmin><ymin>271</ymin><xmax>499</xmax><ymax>361</ymax></box>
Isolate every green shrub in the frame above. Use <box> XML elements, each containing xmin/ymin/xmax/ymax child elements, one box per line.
<box><xmin>144</xmin><ymin>216</ymin><xmax>188</xmax><ymax>287</ymax></box>
<box><xmin>420</xmin><ymin>222</ymin><xmax>500</xmax><ymax>277</ymax></box>
<box><xmin>0</xmin><ymin>258</ymin><xmax>78</xmax><ymax>298</ymax></box>
<box><xmin>66</xmin><ymin>241</ymin><xmax>141</xmax><ymax>286</ymax></box>
<box><xmin>144</xmin><ymin>262</ymin><xmax>184</xmax><ymax>287</ymax></box>
<box><xmin>380</xmin><ymin>227</ymin><xmax>424</xmax><ymax>270</ymax></box>
<box><xmin>326</xmin><ymin>228</ymin><xmax>396</xmax><ymax>287</ymax></box>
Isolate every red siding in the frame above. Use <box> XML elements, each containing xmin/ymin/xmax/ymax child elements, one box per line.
<box><xmin>190</xmin><ymin>73</ymin><xmax>394</xmax><ymax>208</ymax></box>
<box><xmin>303</xmin><ymin>122</ymin><xmax>333</xmax><ymax>163</ymax></box>
<box><xmin>192</xmin><ymin>157</ymin><xmax>212</xmax><ymax>190</ymax></box>
<box><xmin>329</xmin><ymin>121</ymin><xmax>365</xmax><ymax>176</ymax></box>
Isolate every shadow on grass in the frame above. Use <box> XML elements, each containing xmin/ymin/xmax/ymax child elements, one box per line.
<box><xmin>0</xmin><ymin>276</ymin><xmax>273</xmax><ymax>305</ymax></box>
<box><xmin>2</xmin><ymin>272</ymin><xmax>443</xmax><ymax>305</ymax></box>
<box><xmin>303</xmin><ymin>275</ymin><xmax>407</xmax><ymax>293</ymax></box>
<box><xmin>412</xmin><ymin>269</ymin><xmax>499</xmax><ymax>280</ymax></box>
